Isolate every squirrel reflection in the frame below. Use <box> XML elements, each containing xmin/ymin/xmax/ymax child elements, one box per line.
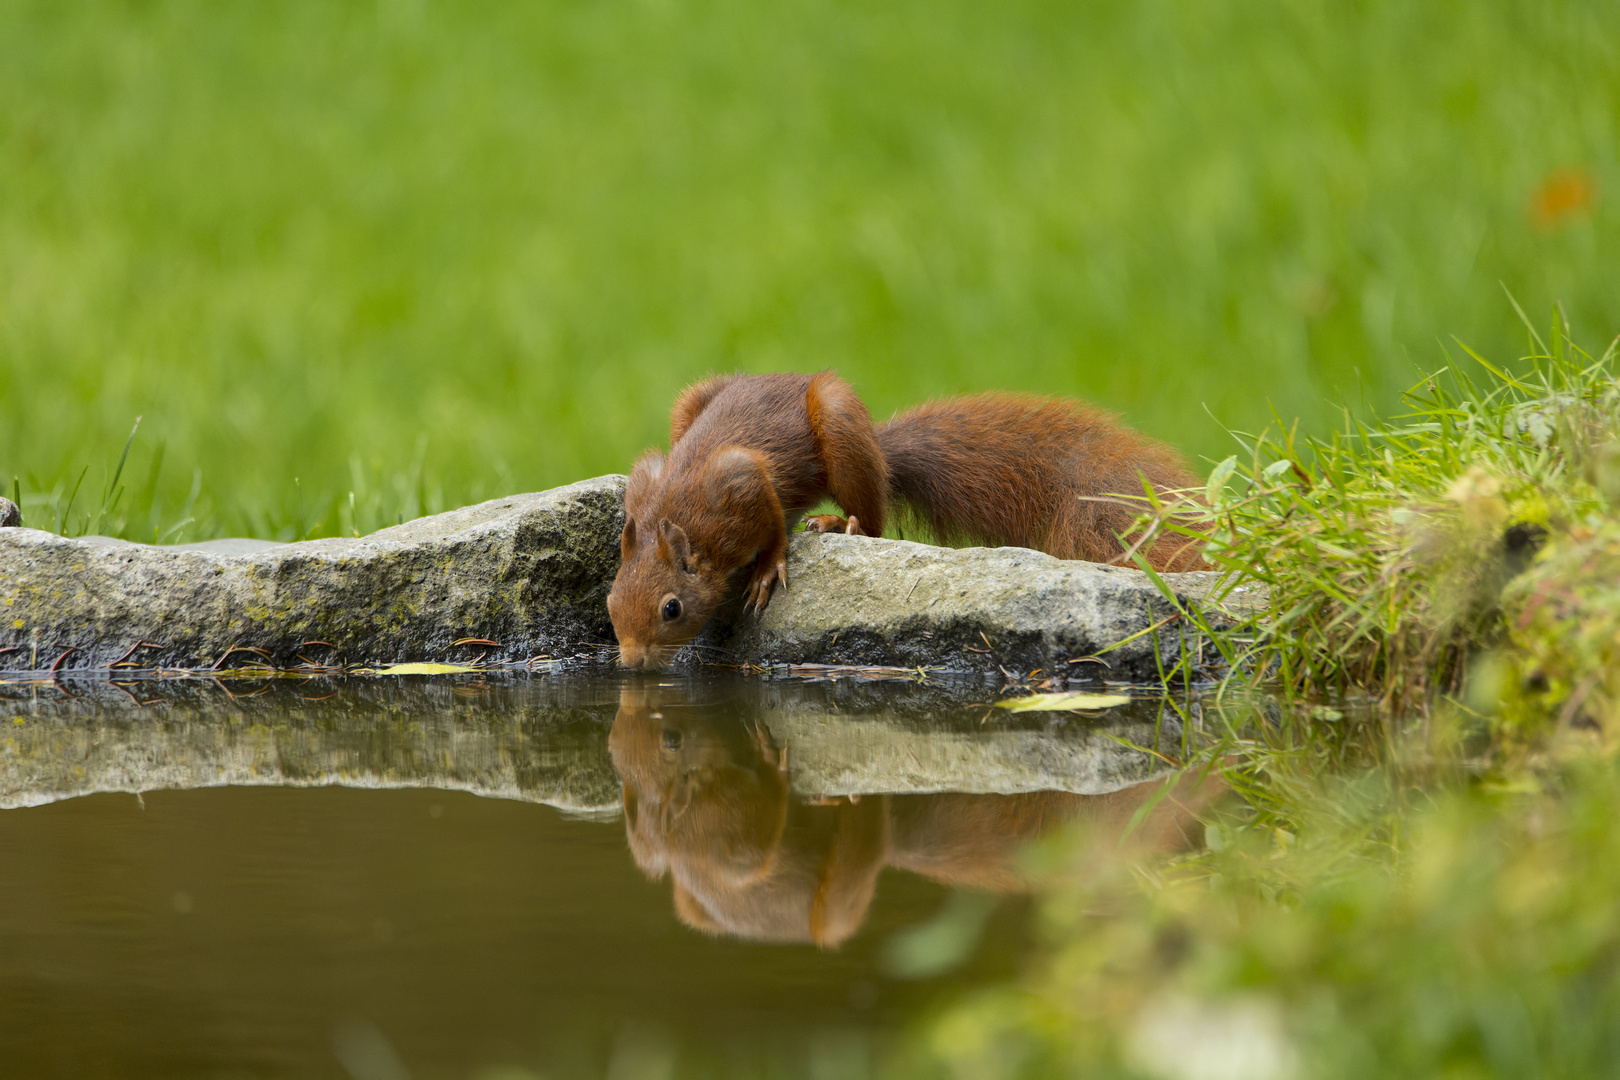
<box><xmin>610</xmin><ymin>686</ymin><xmax>1212</xmax><ymax>947</ymax></box>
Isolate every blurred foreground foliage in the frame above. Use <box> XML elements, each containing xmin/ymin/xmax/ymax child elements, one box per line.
<box><xmin>905</xmin><ymin>757</ymin><xmax>1620</xmax><ymax>1080</ymax></box>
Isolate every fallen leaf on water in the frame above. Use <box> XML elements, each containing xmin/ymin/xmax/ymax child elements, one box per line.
<box><xmin>356</xmin><ymin>662</ymin><xmax>484</xmax><ymax>676</ymax></box>
<box><xmin>995</xmin><ymin>692</ymin><xmax>1132</xmax><ymax>712</ymax></box>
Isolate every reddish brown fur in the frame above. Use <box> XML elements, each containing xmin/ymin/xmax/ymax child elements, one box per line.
<box><xmin>609</xmin><ymin>686</ymin><xmax>1218</xmax><ymax>946</ymax></box>
<box><xmin>878</xmin><ymin>393</ymin><xmax>1209</xmax><ymax>572</ymax></box>
<box><xmin>608</xmin><ymin>372</ymin><xmax>888</xmax><ymax>668</ymax></box>
<box><xmin>610</xmin><ymin>374</ymin><xmax>1209</xmax><ymax>668</ymax></box>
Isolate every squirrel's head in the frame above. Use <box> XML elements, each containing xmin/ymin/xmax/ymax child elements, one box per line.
<box><xmin>608</xmin><ymin>513</ymin><xmax>727</xmax><ymax>669</ymax></box>
<box><xmin>609</xmin><ymin>449</ymin><xmax>731</xmax><ymax>669</ymax></box>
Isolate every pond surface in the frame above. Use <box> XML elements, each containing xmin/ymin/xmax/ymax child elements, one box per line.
<box><xmin>0</xmin><ymin>673</ymin><xmax>1194</xmax><ymax>1079</ymax></box>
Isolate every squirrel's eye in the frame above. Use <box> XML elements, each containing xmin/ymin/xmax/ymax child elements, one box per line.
<box><xmin>662</xmin><ymin>598</ymin><xmax>682</xmax><ymax>621</ymax></box>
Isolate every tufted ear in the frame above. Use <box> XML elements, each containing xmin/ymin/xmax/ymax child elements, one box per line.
<box><xmin>657</xmin><ymin>518</ymin><xmax>692</xmax><ymax>572</ymax></box>
<box><xmin>625</xmin><ymin>450</ymin><xmax>666</xmax><ymax>520</ymax></box>
<box><xmin>620</xmin><ymin>516</ymin><xmax>637</xmax><ymax>560</ymax></box>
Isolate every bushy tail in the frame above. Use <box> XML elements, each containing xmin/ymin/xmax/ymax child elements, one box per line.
<box><xmin>875</xmin><ymin>393</ymin><xmax>1207</xmax><ymax>572</ymax></box>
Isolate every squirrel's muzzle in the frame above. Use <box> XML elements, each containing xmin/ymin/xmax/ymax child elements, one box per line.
<box><xmin>618</xmin><ymin>640</ymin><xmax>652</xmax><ymax>669</ymax></box>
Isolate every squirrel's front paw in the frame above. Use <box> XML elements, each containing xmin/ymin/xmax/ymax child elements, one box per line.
<box><xmin>743</xmin><ymin>558</ymin><xmax>788</xmax><ymax>613</ymax></box>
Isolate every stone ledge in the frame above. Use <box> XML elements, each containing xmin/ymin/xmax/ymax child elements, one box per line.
<box><xmin>0</xmin><ymin>477</ymin><xmax>626</xmax><ymax>671</ymax></box>
<box><xmin>714</xmin><ymin>533</ymin><xmax>1258</xmax><ymax>682</ymax></box>
<box><xmin>1</xmin><ymin>475</ymin><xmax>1256</xmax><ymax>678</ymax></box>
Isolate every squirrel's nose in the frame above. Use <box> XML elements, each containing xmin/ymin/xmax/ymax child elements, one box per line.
<box><xmin>618</xmin><ymin>641</ymin><xmax>649</xmax><ymax>668</ymax></box>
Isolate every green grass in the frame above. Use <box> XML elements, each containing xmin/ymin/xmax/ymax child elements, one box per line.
<box><xmin>1150</xmin><ymin>309</ymin><xmax>1620</xmax><ymax>739</ymax></box>
<box><xmin>2</xmin><ymin>0</ymin><xmax>1617</xmax><ymax>539</ymax></box>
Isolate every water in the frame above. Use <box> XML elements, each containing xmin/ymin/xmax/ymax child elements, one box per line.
<box><xmin>0</xmin><ymin>672</ymin><xmax>1192</xmax><ymax>1078</ymax></box>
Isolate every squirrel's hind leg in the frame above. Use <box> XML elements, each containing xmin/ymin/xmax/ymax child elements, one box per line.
<box><xmin>806</xmin><ymin>372</ymin><xmax>889</xmax><ymax>537</ymax></box>
<box><xmin>802</xmin><ymin>513</ymin><xmax>867</xmax><ymax>536</ymax></box>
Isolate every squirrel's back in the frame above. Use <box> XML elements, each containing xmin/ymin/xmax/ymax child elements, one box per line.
<box><xmin>877</xmin><ymin>393</ymin><xmax>1206</xmax><ymax>572</ymax></box>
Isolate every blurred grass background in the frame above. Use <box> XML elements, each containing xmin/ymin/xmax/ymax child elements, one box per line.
<box><xmin>0</xmin><ymin>0</ymin><xmax>1614</xmax><ymax>541</ymax></box>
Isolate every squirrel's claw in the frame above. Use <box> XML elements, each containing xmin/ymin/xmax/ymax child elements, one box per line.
<box><xmin>744</xmin><ymin>574</ymin><xmax>771</xmax><ymax>614</ymax></box>
<box><xmin>743</xmin><ymin>557</ymin><xmax>788</xmax><ymax>615</ymax></box>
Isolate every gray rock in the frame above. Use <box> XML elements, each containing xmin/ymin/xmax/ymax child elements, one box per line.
<box><xmin>0</xmin><ymin>476</ymin><xmax>626</xmax><ymax>671</ymax></box>
<box><xmin>0</xmin><ymin>473</ymin><xmax>1256</xmax><ymax>677</ymax></box>
<box><xmin>0</xmin><ymin>497</ymin><xmax>19</xmax><ymax>528</ymax></box>
<box><xmin>80</xmin><ymin>535</ymin><xmax>289</xmax><ymax>556</ymax></box>
<box><xmin>711</xmin><ymin>534</ymin><xmax>1259</xmax><ymax>682</ymax></box>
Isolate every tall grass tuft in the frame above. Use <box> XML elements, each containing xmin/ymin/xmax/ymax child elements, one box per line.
<box><xmin>1142</xmin><ymin>305</ymin><xmax>1619</xmax><ymax>760</ymax></box>
<box><xmin>11</xmin><ymin>422</ymin><xmax>459</xmax><ymax>544</ymax></box>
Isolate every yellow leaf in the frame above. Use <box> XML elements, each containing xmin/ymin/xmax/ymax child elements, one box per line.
<box><xmin>994</xmin><ymin>692</ymin><xmax>1132</xmax><ymax>712</ymax></box>
<box><xmin>358</xmin><ymin>662</ymin><xmax>484</xmax><ymax>676</ymax></box>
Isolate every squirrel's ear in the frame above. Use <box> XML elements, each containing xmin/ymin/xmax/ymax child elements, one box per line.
<box><xmin>625</xmin><ymin>451</ymin><xmax>666</xmax><ymax>518</ymax></box>
<box><xmin>658</xmin><ymin>518</ymin><xmax>692</xmax><ymax>573</ymax></box>
<box><xmin>620</xmin><ymin>517</ymin><xmax>637</xmax><ymax>559</ymax></box>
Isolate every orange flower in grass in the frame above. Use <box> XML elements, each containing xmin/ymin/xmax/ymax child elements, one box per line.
<box><xmin>1529</xmin><ymin>168</ymin><xmax>1597</xmax><ymax>230</ymax></box>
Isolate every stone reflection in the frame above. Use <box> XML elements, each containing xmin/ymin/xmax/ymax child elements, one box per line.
<box><xmin>610</xmin><ymin>685</ymin><xmax>1210</xmax><ymax>947</ymax></box>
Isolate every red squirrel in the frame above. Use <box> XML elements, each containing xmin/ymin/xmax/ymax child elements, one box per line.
<box><xmin>607</xmin><ymin>372</ymin><xmax>1205</xmax><ymax>668</ymax></box>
